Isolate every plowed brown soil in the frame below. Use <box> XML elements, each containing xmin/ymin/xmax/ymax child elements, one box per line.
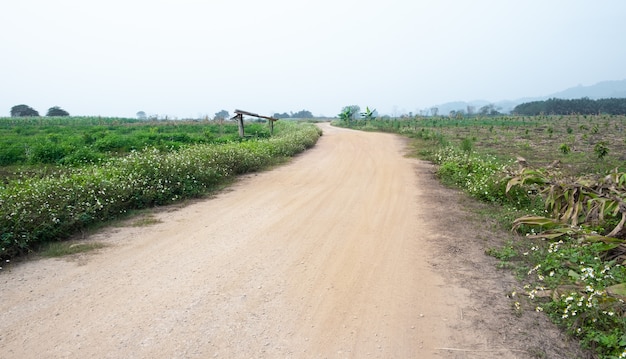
<box><xmin>1</xmin><ymin>123</ymin><xmax>585</xmax><ymax>358</ymax></box>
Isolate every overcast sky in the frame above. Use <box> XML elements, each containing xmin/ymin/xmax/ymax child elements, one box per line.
<box><xmin>2</xmin><ymin>0</ymin><xmax>625</xmax><ymax>118</ymax></box>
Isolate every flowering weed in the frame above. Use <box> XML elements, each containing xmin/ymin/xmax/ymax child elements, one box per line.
<box><xmin>0</xmin><ymin>121</ymin><xmax>320</xmax><ymax>260</ymax></box>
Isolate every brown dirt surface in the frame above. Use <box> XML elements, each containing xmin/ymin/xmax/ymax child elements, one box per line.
<box><xmin>0</xmin><ymin>123</ymin><xmax>587</xmax><ymax>358</ymax></box>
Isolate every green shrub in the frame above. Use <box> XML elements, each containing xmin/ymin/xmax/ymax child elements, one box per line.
<box><xmin>29</xmin><ymin>143</ymin><xmax>68</xmax><ymax>164</ymax></box>
<box><xmin>460</xmin><ymin>137</ymin><xmax>473</xmax><ymax>153</ymax></box>
<box><xmin>432</xmin><ymin>147</ymin><xmax>530</xmax><ymax>206</ymax></box>
<box><xmin>594</xmin><ymin>141</ymin><xmax>609</xmax><ymax>159</ymax></box>
<box><xmin>524</xmin><ymin>240</ymin><xmax>626</xmax><ymax>358</ymax></box>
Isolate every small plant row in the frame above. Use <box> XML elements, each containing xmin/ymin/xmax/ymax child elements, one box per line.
<box><xmin>335</xmin><ymin>114</ymin><xmax>626</xmax><ymax>177</ymax></box>
<box><xmin>0</xmin><ymin>122</ymin><xmax>321</xmax><ymax>260</ymax></box>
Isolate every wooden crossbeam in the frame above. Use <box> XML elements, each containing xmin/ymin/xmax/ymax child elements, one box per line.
<box><xmin>232</xmin><ymin>109</ymin><xmax>279</xmax><ymax>137</ymax></box>
<box><xmin>234</xmin><ymin>109</ymin><xmax>278</xmax><ymax>122</ymax></box>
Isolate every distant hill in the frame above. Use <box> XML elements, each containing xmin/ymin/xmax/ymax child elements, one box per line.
<box><xmin>433</xmin><ymin>79</ymin><xmax>626</xmax><ymax>115</ymax></box>
<box><xmin>550</xmin><ymin>80</ymin><xmax>626</xmax><ymax>100</ymax></box>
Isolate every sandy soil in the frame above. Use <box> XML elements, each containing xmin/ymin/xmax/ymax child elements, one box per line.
<box><xmin>0</xmin><ymin>123</ymin><xmax>586</xmax><ymax>358</ymax></box>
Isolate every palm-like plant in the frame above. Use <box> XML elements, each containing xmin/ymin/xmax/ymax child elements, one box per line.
<box><xmin>338</xmin><ymin>108</ymin><xmax>354</xmax><ymax>123</ymax></box>
<box><xmin>360</xmin><ymin>107</ymin><xmax>376</xmax><ymax>120</ymax></box>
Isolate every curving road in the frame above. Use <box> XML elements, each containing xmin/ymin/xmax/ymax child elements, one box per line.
<box><xmin>1</xmin><ymin>123</ymin><xmax>529</xmax><ymax>358</ymax></box>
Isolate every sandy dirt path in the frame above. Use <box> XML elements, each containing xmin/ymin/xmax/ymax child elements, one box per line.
<box><xmin>1</xmin><ymin>123</ymin><xmax>582</xmax><ymax>358</ymax></box>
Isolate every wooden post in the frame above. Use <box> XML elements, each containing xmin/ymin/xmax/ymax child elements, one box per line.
<box><xmin>236</xmin><ymin>113</ymin><xmax>244</xmax><ymax>138</ymax></box>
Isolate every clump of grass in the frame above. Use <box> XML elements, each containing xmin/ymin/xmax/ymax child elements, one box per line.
<box><xmin>486</xmin><ymin>242</ymin><xmax>519</xmax><ymax>269</ymax></box>
<box><xmin>460</xmin><ymin>137</ymin><xmax>473</xmax><ymax>153</ymax></box>
<box><xmin>130</xmin><ymin>215</ymin><xmax>162</xmax><ymax>227</ymax></box>
<box><xmin>40</xmin><ymin>241</ymin><xmax>107</xmax><ymax>257</ymax></box>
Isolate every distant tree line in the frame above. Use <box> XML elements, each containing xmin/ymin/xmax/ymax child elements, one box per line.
<box><xmin>10</xmin><ymin>104</ymin><xmax>70</xmax><ymax>117</ymax></box>
<box><xmin>513</xmin><ymin>98</ymin><xmax>626</xmax><ymax>116</ymax></box>
<box><xmin>272</xmin><ymin>110</ymin><xmax>313</xmax><ymax>119</ymax></box>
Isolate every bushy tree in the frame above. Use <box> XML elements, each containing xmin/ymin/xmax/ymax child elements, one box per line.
<box><xmin>10</xmin><ymin>104</ymin><xmax>39</xmax><ymax>117</ymax></box>
<box><xmin>479</xmin><ymin>104</ymin><xmax>501</xmax><ymax>116</ymax></box>
<box><xmin>136</xmin><ymin>111</ymin><xmax>147</xmax><ymax>120</ymax></box>
<box><xmin>214</xmin><ymin>110</ymin><xmax>229</xmax><ymax>120</ymax></box>
<box><xmin>291</xmin><ymin>110</ymin><xmax>313</xmax><ymax>118</ymax></box>
<box><xmin>46</xmin><ymin>106</ymin><xmax>69</xmax><ymax>116</ymax></box>
<box><xmin>273</xmin><ymin>112</ymin><xmax>291</xmax><ymax>119</ymax></box>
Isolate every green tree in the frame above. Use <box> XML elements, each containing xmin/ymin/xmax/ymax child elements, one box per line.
<box><xmin>291</xmin><ymin>110</ymin><xmax>313</xmax><ymax>118</ymax></box>
<box><xmin>214</xmin><ymin>110</ymin><xmax>230</xmax><ymax>120</ymax></box>
<box><xmin>46</xmin><ymin>106</ymin><xmax>70</xmax><ymax>116</ymax></box>
<box><xmin>10</xmin><ymin>104</ymin><xmax>39</xmax><ymax>117</ymax></box>
<box><xmin>479</xmin><ymin>104</ymin><xmax>501</xmax><ymax>116</ymax></box>
<box><xmin>273</xmin><ymin>112</ymin><xmax>290</xmax><ymax>119</ymax></box>
<box><xmin>136</xmin><ymin>111</ymin><xmax>147</xmax><ymax>120</ymax></box>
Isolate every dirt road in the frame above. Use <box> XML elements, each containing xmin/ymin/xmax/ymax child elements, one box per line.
<box><xmin>1</xmin><ymin>123</ymin><xmax>583</xmax><ymax>358</ymax></box>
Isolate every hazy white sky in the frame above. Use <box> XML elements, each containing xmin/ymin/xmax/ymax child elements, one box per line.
<box><xmin>2</xmin><ymin>0</ymin><xmax>625</xmax><ymax>118</ymax></box>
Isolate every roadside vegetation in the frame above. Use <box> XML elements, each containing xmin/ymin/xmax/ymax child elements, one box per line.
<box><xmin>0</xmin><ymin>118</ymin><xmax>321</xmax><ymax>261</ymax></box>
<box><xmin>335</xmin><ymin>114</ymin><xmax>626</xmax><ymax>359</ymax></box>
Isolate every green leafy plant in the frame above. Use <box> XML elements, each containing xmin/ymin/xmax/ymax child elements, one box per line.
<box><xmin>595</xmin><ymin>141</ymin><xmax>610</xmax><ymax>159</ymax></box>
<box><xmin>360</xmin><ymin>107</ymin><xmax>376</xmax><ymax>120</ymax></box>
<box><xmin>522</xmin><ymin>240</ymin><xmax>626</xmax><ymax>358</ymax></box>
<box><xmin>460</xmin><ymin>137</ymin><xmax>474</xmax><ymax>153</ymax></box>
<box><xmin>338</xmin><ymin>108</ymin><xmax>354</xmax><ymax>123</ymax></box>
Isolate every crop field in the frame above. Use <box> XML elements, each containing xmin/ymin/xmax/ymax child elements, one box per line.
<box><xmin>0</xmin><ymin>116</ymin><xmax>272</xmax><ymax>171</ymax></box>
<box><xmin>347</xmin><ymin>114</ymin><xmax>626</xmax><ymax>176</ymax></box>
<box><xmin>0</xmin><ymin>118</ymin><xmax>321</xmax><ymax>260</ymax></box>
<box><xmin>336</xmin><ymin>114</ymin><xmax>626</xmax><ymax>358</ymax></box>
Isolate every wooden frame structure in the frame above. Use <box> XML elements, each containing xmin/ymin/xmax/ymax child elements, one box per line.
<box><xmin>231</xmin><ymin>109</ymin><xmax>279</xmax><ymax>137</ymax></box>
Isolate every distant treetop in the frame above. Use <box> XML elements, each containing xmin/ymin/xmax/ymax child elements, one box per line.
<box><xmin>10</xmin><ymin>104</ymin><xmax>39</xmax><ymax>117</ymax></box>
<box><xmin>46</xmin><ymin>106</ymin><xmax>70</xmax><ymax>117</ymax></box>
<box><xmin>214</xmin><ymin>110</ymin><xmax>230</xmax><ymax>120</ymax></box>
<box><xmin>513</xmin><ymin>97</ymin><xmax>626</xmax><ymax>116</ymax></box>
<box><xmin>271</xmin><ymin>110</ymin><xmax>314</xmax><ymax>119</ymax></box>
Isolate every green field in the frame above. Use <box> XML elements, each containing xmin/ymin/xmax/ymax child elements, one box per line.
<box><xmin>0</xmin><ymin>116</ymin><xmax>272</xmax><ymax>170</ymax></box>
<box><xmin>342</xmin><ymin>114</ymin><xmax>626</xmax><ymax>176</ymax></box>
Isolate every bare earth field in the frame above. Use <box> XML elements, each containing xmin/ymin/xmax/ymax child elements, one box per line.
<box><xmin>0</xmin><ymin>123</ymin><xmax>585</xmax><ymax>358</ymax></box>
